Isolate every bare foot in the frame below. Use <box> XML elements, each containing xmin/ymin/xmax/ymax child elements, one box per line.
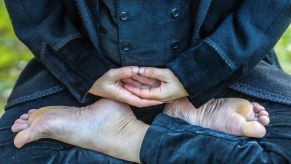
<box><xmin>164</xmin><ymin>98</ymin><xmax>270</xmax><ymax>138</ymax></box>
<box><xmin>11</xmin><ymin>99</ymin><xmax>148</xmax><ymax>163</ymax></box>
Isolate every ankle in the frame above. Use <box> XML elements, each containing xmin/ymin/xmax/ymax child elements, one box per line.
<box><xmin>118</xmin><ymin>119</ymin><xmax>149</xmax><ymax>163</ymax></box>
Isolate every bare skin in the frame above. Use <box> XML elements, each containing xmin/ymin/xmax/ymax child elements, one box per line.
<box><xmin>11</xmin><ymin>98</ymin><xmax>269</xmax><ymax>162</ymax></box>
<box><xmin>12</xmin><ymin>99</ymin><xmax>146</xmax><ymax>163</ymax></box>
<box><xmin>164</xmin><ymin>98</ymin><xmax>269</xmax><ymax>138</ymax></box>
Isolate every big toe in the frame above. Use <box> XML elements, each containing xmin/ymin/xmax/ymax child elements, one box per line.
<box><xmin>241</xmin><ymin>121</ymin><xmax>266</xmax><ymax>138</ymax></box>
<box><xmin>14</xmin><ymin>128</ymin><xmax>40</xmax><ymax>148</ymax></box>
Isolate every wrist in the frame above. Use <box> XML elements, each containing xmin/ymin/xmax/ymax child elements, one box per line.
<box><xmin>88</xmin><ymin>85</ymin><xmax>101</xmax><ymax>96</ymax></box>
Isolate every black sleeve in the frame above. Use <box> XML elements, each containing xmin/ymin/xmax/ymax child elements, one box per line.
<box><xmin>5</xmin><ymin>0</ymin><xmax>118</xmax><ymax>102</ymax></box>
<box><xmin>141</xmin><ymin>114</ymin><xmax>287</xmax><ymax>163</ymax></box>
<box><xmin>168</xmin><ymin>0</ymin><xmax>291</xmax><ymax>106</ymax></box>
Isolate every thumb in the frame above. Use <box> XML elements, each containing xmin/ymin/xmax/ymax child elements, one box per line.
<box><xmin>106</xmin><ymin>66</ymin><xmax>139</xmax><ymax>81</ymax></box>
<box><xmin>138</xmin><ymin>67</ymin><xmax>171</xmax><ymax>81</ymax></box>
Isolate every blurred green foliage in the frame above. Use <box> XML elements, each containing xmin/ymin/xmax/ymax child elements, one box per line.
<box><xmin>0</xmin><ymin>1</ymin><xmax>33</xmax><ymax>115</ymax></box>
<box><xmin>276</xmin><ymin>26</ymin><xmax>291</xmax><ymax>73</ymax></box>
<box><xmin>0</xmin><ymin>1</ymin><xmax>290</xmax><ymax>116</ymax></box>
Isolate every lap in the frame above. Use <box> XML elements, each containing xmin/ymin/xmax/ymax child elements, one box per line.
<box><xmin>259</xmin><ymin>100</ymin><xmax>291</xmax><ymax>159</ymax></box>
<box><xmin>220</xmin><ymin>89</ymin><xmax>291</xmax><ymax>159</ymax></box>
<box><xmin>1</xmin><ymin>88</ymin><xmax>291</xmax><ymax>163</ymax></box>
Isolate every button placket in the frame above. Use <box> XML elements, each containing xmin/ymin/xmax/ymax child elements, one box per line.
<box><xmin>121</xmin><ymin>42</ymin><xmax>131</xmax><ymax>51</ymax></box>
<box><xmin>171</xmin><ymin>8</ymin><xmax>179</xmax><ymax>18</ymax></box>
<box><xmin>118</xmin><ymin>1</ymin><xmax>135</xmax><ymax>66</ymax></box>
<box><xmin>170</xmin><ymin>7</ymin><xmax>180</xmax><ymax>51</ymax></box>
<box><xmin>171</xmin><ymin>40</ymin><xmax>179</xmax><ymax>50</ymax></box>
<box><xmin>120</xmin><ymin>11</ymin><xmax>128</xmax><ymax>21</ymax></box>
<box><xmin>120</xmin><ymin>10</ymin><xmax>130</xmax><ymax>51</ymax></box>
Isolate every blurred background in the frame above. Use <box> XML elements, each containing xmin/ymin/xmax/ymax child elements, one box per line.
<box><xmin>0</xmin><ymin>1</ymin><xmax>290</xmax><ymax>116</ymax></box>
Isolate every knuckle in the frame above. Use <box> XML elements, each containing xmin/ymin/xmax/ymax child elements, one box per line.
<box><xmin>145</xmin><ymin>67</ymin><xmax>154</xmax><ymax>76</ymax></box>
<box><xmin>164</xmin><ymin>69</ymin><xmax>172</xmax><ymax>76</ymax></box>
<box><xmin>107</xmin><ymin>69</ymin><xmax>116</xmax><ymax>77</ymax></box>
<box><xmin>121</xmin><ymin>68</ymin><xmax>129</xmax><ymax>75</ymax></box>
<box><xmin>129</xmin><ymin>66</ymin><xmax>138</xmax><ymax>74</ymax></box>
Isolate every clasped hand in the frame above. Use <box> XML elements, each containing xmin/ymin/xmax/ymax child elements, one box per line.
<box><xmin>89</xmin><ymin>66</ymin><xmax>188</xmax><ymax>108</ymax></box>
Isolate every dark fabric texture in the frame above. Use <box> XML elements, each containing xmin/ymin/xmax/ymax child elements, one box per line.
<box><xmin>141</xmin><ymin>93</ymin><xmax>291</xmax><ymax>164</ymax></box>
<box><xmin>4</xmin><ymin>0</ymin><xmax>291</xmax><ymax>107</ymax></box>
<box><xmin>0</xmin><ymin>90</ymin><xmax>131</xmax><ymax>164</ymax></box>
<box><xmin>2</xmin><ymin>0</ymin><xmax>291</xmax><ymax>163</ymax></box>
<box><xmin>1</xmin><ymin>87</ymin><xmax>291</xmax><ymax>163</ymax></box>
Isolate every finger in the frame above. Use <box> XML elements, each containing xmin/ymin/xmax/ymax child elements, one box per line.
<box><xmin>122</xmin><ymin>78</ymin><xmax>144</xmax><ymax>88</ymax></box>
<box><xmin>139</xmin><ymin>84</ymin><xmax>152</xmax><ymax>89</ymax></box>
<box><xmin>116</xmin><ymin>88</ymin><xmax>163</xmax><ymax>107</ymax></box>
<box><xmin>122</xmin><ymin>78</ymin><xmax>152</xmax><ymax>89</ymax></box>
<box><xmin>106</xmin><ymin>66</ymin><xmax>139</xmax><ymax>81</ymax></box>
<box><xmin>138</xmin><ymin>67</ymin><xmax>172</xmax><ymax>81</ymax></box>
<box><xmin>121</xmin><ymin>79</ymin><xmax>149</xmax><ymax>89</ymax></box>
<box><xmin>124</xmin><ymin>83</ymin><xmax>161</xmax><ymax>100</ymax></box>
<box><xmin>131</xmin><ymin>75</ymin><xmax>161</xmax><ymax>87</ymax></box>
<box><xmin>126</xmin><ymin>97</ymin><xmax>163</xmax><ymax>108</ymax></box>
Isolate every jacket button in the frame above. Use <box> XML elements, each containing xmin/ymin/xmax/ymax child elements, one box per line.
<box><xmin>171</xmin><ymin>40</ymin><xmax>179</xmax><ymax>50</ymax></box>
<box><xmin>121</xmin><ymin>42</ymin><xmax>131</xmax><ymax>51</ymax></box>
<box><xmin>120</xmin><ymin>11</ymin><xmax>128</xmax><ymax>21</ymax></box>
<box><xmin>171</xmin><ymin>8</ymin><xmax>179</xmax><ymax>18</ymax></box>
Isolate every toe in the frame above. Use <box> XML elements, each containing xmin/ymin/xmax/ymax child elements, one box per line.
<box><xmin>15</xmin><ymin>118</ymin><xmax>28</xmax><ymax>124</ymax></box>
<box><xmin>14</xmin><ymin>128</ymin><xmax>40</xmax><ymax>148</ymax></box>
<box><xmin>11</xmin><ymin>123</ymin><xmax>20</xmax><ymax>133</ymax></box>
<box><xmin>252</xmin><ymin>102</ymin><xmax>265</xmax><ymax>113</ymax></box>
<box><xmin>28</xmin><ymin>109</ymin><xmax>37</xmax><ymax>114</ymax></box>
<box><xmin>20</xmin><ymin>114</ymin><xmax>30</xmax><ymax>120</ymax></box>
<box><xmin>11</xmin><ymin>123</ymin><xmax>29</xmax><ymax>133</ymax></box>
<box><xmin>241</xmin><ymin>121</ymin><xmax>266</xmax><ymax>138</ymax></box>
<box><xmin>258</xmin><ymin>116</ymin><xmax>270</xmax><ymax>126</ymax></box>
<box><xmin>258</xmin><ymin>110</ymin><xmax>269</xmax><ymax>117</ymax></box>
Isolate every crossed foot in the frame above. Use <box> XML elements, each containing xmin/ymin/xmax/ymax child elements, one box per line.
<box><xmin>11</xmin><ymin>98</ymin><xmax>269</xmax><ymax>162</ymax></box>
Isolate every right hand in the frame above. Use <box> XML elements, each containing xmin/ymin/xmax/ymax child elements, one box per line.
<box><xmin>89</xmin><ymin>66</ymin><xmax>163</xmax><ymax>108</ymax></box>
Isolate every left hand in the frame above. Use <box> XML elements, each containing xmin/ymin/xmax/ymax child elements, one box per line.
<box><xmin>88</xmin><ymin>67</ymin><xmax>163</xmax><ymax>108</ymax></box>
<box><xmin>123</xmin><ymin>67</ymin><xmax>189</xmax><ymax>103</ymax></box>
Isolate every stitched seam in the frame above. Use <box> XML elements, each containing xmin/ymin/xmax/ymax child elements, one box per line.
<box><xmin>18</xmin><ymin>1</ymin><xmax>93</xmax><ymax>86</ymax></box>
<box><xmin>21</xmin><ymin>146</ymin><xmax>63</xmax><ymax>151</ymax></box>
<box><xmin>154</xmin><ymin>124</ymin><xmax>246</xmax><ymax>142</ymax></box>
<box><xmin>230</xmin><ymin>83</ymin><xmax>291</xmax><ymax>104</ymax></box>
<box><xmin>202</xmin><ymin>0</ymin><xmax>290</xmax><ymax>72</ymax></box>
<box><xmin>39</xmin><ymin>42</ymin><xmax>47</xmax><ymax>64</ymax></box>
<box><xmin>5</xmin><ymin>86</ymin><xmax>65</xmax><ymax>109</ymax></box>
<box><xmin>0</xmin><ymin>126</ymin><xmax>11</xmax><ymax>131</ymax></box>
<box><xmin>0</xmin><ymin>143</ymin><xmax>10</xmax><ymax>147</ymax></box>
<box><xmin>242</xmin><ymin>63</ymin><xmax>248</xmax><ymax>75</ymax></box>
<box><xmin>19</xmin><ymin>0</ymin><xmax>81</xmax><ymax>51</ymax></box>
<box><xmin>231</xmin><ymin>83</ymin><xmax>291</xmax><ymax>100</ymax></box>
<box><xmin>204</xmin><ymin>38</ymin><xmax>236</xmax><ymax>70</ymax></box>
<box><xmin>53</xmin><ymin>33</ymin><xmax>83</xmax><ymax>51</ymax></box>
